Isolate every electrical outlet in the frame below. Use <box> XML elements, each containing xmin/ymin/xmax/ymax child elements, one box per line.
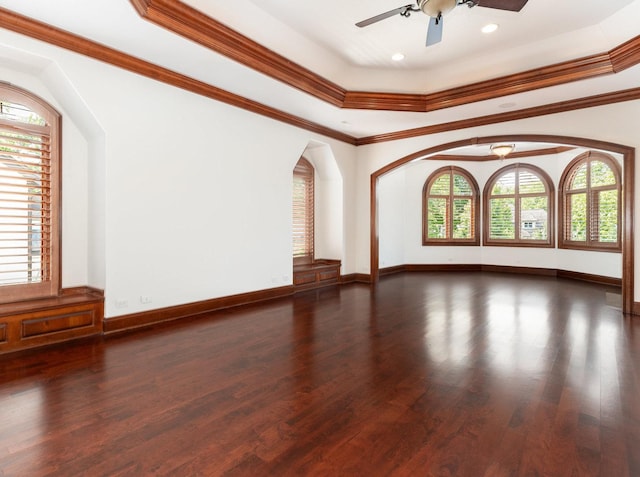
<box><xmin>140</xmin><ymin>296</ymin><xmax>152</xmax><ymax>304</ymax></box>
<box><xmin>115</xmin><ymin>299</ymin><xmax>128</xmax><ymax>309</ymax></box>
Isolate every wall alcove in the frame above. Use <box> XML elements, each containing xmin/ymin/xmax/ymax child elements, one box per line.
<box><xmin>370</xmin><ymin>135</ymin><xmax>634</xmax><ymax>314</ymax></box>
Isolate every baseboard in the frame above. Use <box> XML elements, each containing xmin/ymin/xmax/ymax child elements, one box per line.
<box><xmin>103</xmin><ymin>265</ymin><xmax>626</xmax><ymax>335</ymax></box>
<box><xmin>481</xmin><ymin>264</ymin><xmax>557</xmax><ymax>277</ymax></box>
<box><xmin>341</xmin><ymin>273</ymin><xmax>372</xmax><ymax>284</ymax></box>
<box><xmin>556</xmin><ymin>269</ymin><xmax>622</xmax><ymax>287</ymax></box>
<box><xmin>103</xmin><ymin>285</ymin><xmax>294</xmax><ymax>334</ymax></box>
<box><xmin>403</xmin><ymin>264</ymin><xmax>482</xmax><ymax>273</ymax></box>
<box><xmin>379</xmin><ymin>265</ymin><xmax>405</xmax><ymax>276</ymax></box>
<box><xmin>380</xmin><ymin>263</ymin><xmax>621</xmax><ymax>287</ymax></box>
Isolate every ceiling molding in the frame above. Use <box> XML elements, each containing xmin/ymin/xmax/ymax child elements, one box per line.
<box><xmin>344</xmin><ymin>53</ymin><xmax>614</xmax><ymax>112</ymax></box>
<box><xmin>132</xmin><ymin>0</ymin><xmax>640</xmax><ymax>114</ymax></box>
<box><xmin>356</xmin><ymin>87</ymin><xmax>640</xmax><ymax>145</ymax></box>
<box><xmin>0</xmin><ymin>7</ymin><xmax>357</xmax><ymax>145</ymax></box>
<box><xmin>426</xmin><ymin>146</ymin><xmax>575</xmax><ymax>162</ymax></box>
<box><xmin>130</xmin><ymin>0</ymin><xmax>347</xmax><ymax>107</ymax></box>
<box><xmin>610</xmin><ymin>34</ymin><xmax>640</xmax><ymax>73</ymax></box>
<box><xmin>0</xmin><ymin>6</ymin><xmax>639</xmax><ymax>148</ymax></box>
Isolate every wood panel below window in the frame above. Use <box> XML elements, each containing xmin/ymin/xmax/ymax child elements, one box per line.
<box><xmin>0</xmin><ymin>288</ymin><xmax>104</xmax><ymax>354</ymax></box>
<box><xmin>293</xmin><ymin>259</ymin><xmax>341</xmax><ymax>292</ymax></box>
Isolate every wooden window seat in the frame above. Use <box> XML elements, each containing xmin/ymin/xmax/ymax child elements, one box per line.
<box><xmin>293</xmin><ymin>259</ymin><xmax>341</xmax><ymax>292</ymax></box>
<box><xmin>0</xmin><ymin>287</ymin><xmax>104</xmax><ymax>354</ymax></box>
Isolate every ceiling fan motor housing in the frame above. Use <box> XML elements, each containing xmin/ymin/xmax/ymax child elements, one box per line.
<box><xmin>418</xmin><ymin>0</ymin><xmax>458</xmax><ymax>17</ymax></box>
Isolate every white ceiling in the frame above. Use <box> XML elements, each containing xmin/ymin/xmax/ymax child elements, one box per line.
<box><xmin>184</xmin><ymin>0</ymin><xmax>638</xmax><ymax>91</ymax></box>
<box><xmin>0</xmin><ymin>0</ymin><xmax>639</xmax><ymax>139</ymax></box>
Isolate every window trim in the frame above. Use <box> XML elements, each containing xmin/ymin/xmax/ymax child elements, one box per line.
<box><xmin>0</xmin><ymin>84</ymin><xmax>61</xmax><ymax>304</ymax></box>
<box><xmin>483</xmin><ymin>163</ymin><xmax>555</xmax><ymax>248</ymax></box>
<box><xmin>292</xmin><ymin>157</ymin><xmax>314</xmax><ymax>265</ymax></box>
<box><xmin>558</xmin><ymin>151</ymin><xmax>622</xmax><ymax>252</ymax></box>
<box><xmin>422</xmin><ymin>166</ymin><xmax>480</xmax><ymax>246</ymax></box>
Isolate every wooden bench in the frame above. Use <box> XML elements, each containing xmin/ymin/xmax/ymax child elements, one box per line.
<box><xmin>293</xmin><ymin>259</ymin><xmax>341</xmax><ymax>292</ymax></box>
<box><xmin>0</xmin><ymin>287</ymin><xmax>104</xmax><ymax>354</ymax></box>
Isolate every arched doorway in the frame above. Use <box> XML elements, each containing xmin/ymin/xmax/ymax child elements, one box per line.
<box><xmin>370</xmin><ymin>134</ymin><xmax>634</xmax><ymax>314</ymax></box>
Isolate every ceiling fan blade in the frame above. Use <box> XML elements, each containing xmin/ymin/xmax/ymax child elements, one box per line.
<box><xmin>476</xmin><ymin>0</ymin><xmax>528</xmax><ymax>12</ymax></box>
<box><xmin>426</xmin><ymin>15</ymin><xmax>443</xmax><ymax>46</ymax></box>
<box><xmin>356</xmin><ymin>4</ymin><xmax>415</xmax><ymax>27</ymax></box>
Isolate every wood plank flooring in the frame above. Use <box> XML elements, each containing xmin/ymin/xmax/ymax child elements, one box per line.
<box><xmin>0</xmin><ymin>272</ymin><xmax>639</xmax><ymax>476</ymax></box>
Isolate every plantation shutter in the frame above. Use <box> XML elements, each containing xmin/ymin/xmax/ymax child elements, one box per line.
<box><xmin>292</xmin><ymin>158</ymin><xmax>314</xmax><ymax>263</ymax></box>
<box><xmin>423</xmin><ymin>166</ymin><xmax>479</xmax><ymax>245</ymax></box>
<box><xmin>0</xmin><ymin>120</ymin><xmax>50</xmax><ymax>286</ymax></box>
<box><xmin>560</xmin><ymin>153</ymin><xmax>620</xmax><ymax>250</ymax></box>
<box><xmin>485</xmin><ymin>164</ymin><xmax>552</xmax><ymax>246</ymax></box>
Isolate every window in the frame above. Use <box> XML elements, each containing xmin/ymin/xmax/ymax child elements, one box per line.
<box><xmin>292</xmin><ymin>157</ymin><xmax>314</xmax><ymax>264</ymax></box>
<box><xmin>559</xmin><ymin>151</ymin><xmax>621</xmax><ymax>251</ymax></box>
<box><xmin>484</xmin><ymin>163</ymin><xmax>554</xmax><ymax>247</ymax></box>
<box><xmin>0</xmin><ymin>84</ymin><xmax>60</xmax><ymax>303</ymax></box>
<box><xmin>423</xmin><ymin>166</ymin><xmax>479</xmax><ymax>245</ymax></box>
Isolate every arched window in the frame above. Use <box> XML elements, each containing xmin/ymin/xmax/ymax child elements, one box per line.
<box><xmin>0</xmin><ymin>84</ymin><xmax>60</xmax><ymax>303</ymax></box>
<box><xmin>559</xmin><ymin>151</ymin><xmax>621</xmax><ymax>251</ymax></box>
<box><xmin>423</xmin><ymin>166</ymin><xmax>479</xmax><ymax>245</ymax></box>
<box><xmin>292</xmin><ymin>157</ymin><xmax>314</xmax><ymax>264</ymax></box>
<box><xmin>484</xmin><ymin>163</ymin><xmax>554</xmax><ymax>247</ymax></box>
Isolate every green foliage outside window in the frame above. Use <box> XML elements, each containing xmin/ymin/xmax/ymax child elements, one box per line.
<box><xmin>598</xmin><ymin>189</ymin><xmax>618</xmax><ymax>242</ymax></box>
<box><xmin>565</xmin><ymin>156</ymin><xmax>619</xmax><ymax>247</ymax></box>
<box><xmin>425</xmin><ymin>169</ymin><xmax>476</xmax><ymax>242</ymax></box>
<box><xmin>453</xmin><ymin>199</ymin><xmax>472</xmax><ymax>239</ymax></box>
<box><xmin>570</xmin><ymin>193</ymin><xmax>587</xmax><ymax>241</ymax></box>
<box><xmin>427</xmin><ymin>198</ymin><xmax>447</xmax><ymax>239</ymax></box>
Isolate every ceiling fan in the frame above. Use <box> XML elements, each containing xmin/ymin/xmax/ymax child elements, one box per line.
<box><xmin>356</xmin><ymin>0</ymin><xmax>529</xmax><ymax>47</ymax></box>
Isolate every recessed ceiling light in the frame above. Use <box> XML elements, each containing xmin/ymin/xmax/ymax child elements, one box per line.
<box><xmin>481</xmin><ymin>23</ymin><xmax>499</xmax><ymax>34</ymax></box>
<box><xmin>499</xmin><ymin>102</ymin><xmax>517</xmax><ymax>109</ymax></box>
<box><xmin>392</xmin><ymin>53</ymin><xmax>405</xmax><ymax>62</ymax></box>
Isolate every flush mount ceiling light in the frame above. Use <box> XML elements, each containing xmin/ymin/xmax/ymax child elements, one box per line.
<box><xmin>491</xmin><ymin>144</ymin><xmax>515</xmax><ymax>158</ymax></box>
<box><xmin>392</xmin><ymin>52</ymin><xmax>405</xmax><ymax>61</ymax></box>
<box><xmin>481</xmin><ymin>23</ymin><xmax>498</xmax><ymax>33</ymax></box>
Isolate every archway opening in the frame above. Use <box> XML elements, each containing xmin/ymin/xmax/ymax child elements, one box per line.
<box><xmin>370</xmin><ymin>135</ymin><xmax>634</xmax><ymax>314</ymax></box>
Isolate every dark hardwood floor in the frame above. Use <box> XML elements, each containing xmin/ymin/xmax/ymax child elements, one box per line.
<box><xmin>0</xmin><ymin>272</ymin><xmax>638</xmax><ymax>476</ymax></box>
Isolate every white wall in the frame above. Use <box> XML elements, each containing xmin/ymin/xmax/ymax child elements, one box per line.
<box><xmin>301</xmin><ymin>143</ymin><xmax>344</xmax><ymax>262</ymax></box>
<box><xmin>378</xmin><ymin>167</ymin><xmax>406</xmax><ymax>269</ymax></box>
<box><xmin>0</xmin><ymin>29</ymin><xmax>357</xmax><ymax>318</ymax></box>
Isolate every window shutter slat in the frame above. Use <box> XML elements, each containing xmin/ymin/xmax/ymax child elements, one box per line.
<box><xmin>560</xmin><ymin>153</ymin><xmax>620</xmax><ymax>250</ymax></box>
<box><xmin>424</xmin><ymin>167</ymin><xmax>478</xmax><ymax>244</ymax></box>
<box><xmin>292</xmin><ymin>158</ymin><xmax>314</xmax><ymax>262</ymax></box>
<box><xmin>0</xmin><ymin>119</ymin><xmax>50</xmax><ymax>286</ymax></box>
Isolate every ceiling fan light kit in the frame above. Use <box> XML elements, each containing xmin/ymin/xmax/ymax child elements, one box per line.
<box><xmin>356</xmin><ymin>0</ymin><xmax>527</xmax><ymax>47</ymax></box>
<box><xmin>419</xmin><ymin>0</ymin><xmax>458</xmax><ymax>18</ymax></box>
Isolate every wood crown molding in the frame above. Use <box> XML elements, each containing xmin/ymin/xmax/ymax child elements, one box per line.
<box><xmin>356</xmin><ymin>87</ymin><xmax>640</xmax><ymax>145</ymax></box>
<box><xmin>130</xmin><ymin>0</ymin><xmax>346</xmax><ymax>107</ymax></box>
<box><xmin>0</xmin><ymin>7</ymin><xmax>356</xmax><ymax>145</ymax></box>
<box><xmin>427</xmin><ymin>146</ymin><xmax>575</xmax><ymax>162</ymax></box>
<box><xmin>133</xmin><ymin>0</ymin><xmax>640</xmax><ymax>114</ymax></box>
<box><xmin>1</xmin><ymin>5</ymin><xmax>639</xmax><ymax>146</ymax></box>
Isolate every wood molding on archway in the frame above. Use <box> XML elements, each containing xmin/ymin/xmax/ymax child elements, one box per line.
<box><xmin>370</xmin><ymin>135</ymin><xmax>635</xmax><ymax>314</ymax></box>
